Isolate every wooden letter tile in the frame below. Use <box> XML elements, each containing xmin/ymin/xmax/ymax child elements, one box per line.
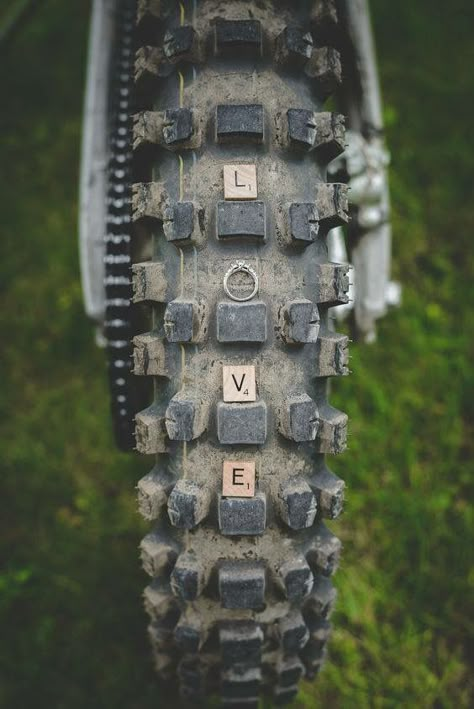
<box><xmin>223</xmin><ymin>365</ymin><xmax>256</xmax><ymax>402</ymax></box>
<box><xmin>223</xmin><ymin>164</ymin><xmax>257</xmax><ymax>200</ymax></box>
<box><xmin>222</xmin><ymin>460</ymin><xmax>255</xmax><ymax>497</ymax></box>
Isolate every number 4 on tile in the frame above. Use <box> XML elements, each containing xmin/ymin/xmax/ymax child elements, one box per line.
<box><xmin>223</xmin><ymin>365</ymin><xmax>256</xmax><ymax>402</ymax></box>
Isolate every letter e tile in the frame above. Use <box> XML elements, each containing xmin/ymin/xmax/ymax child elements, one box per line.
<box><xmin>222</xmin><ymin>460</ymin><xmax>255</xmax><ymax>497</ymax></box>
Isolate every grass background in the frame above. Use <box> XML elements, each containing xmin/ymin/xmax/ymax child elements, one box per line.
<box><xmin>0</xmin><ymin>0</ymin><xmax>473</xmax><ymax>706</ymax></box>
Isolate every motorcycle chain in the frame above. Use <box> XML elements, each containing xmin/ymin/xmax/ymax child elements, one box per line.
<box><xmin>104</xmin><ymin>0</ymin><xmax>138</xmax><ymax>451</ymax></box>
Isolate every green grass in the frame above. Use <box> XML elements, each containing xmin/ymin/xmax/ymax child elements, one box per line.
<box><xmin>0</xmin><ymin>1</ymin><xmax>473</xmax><ymax>707</ymax></box>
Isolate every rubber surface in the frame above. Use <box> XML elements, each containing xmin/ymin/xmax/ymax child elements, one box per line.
<box><xmin>123</xmin><ymin>0</ymin><xmax>350</xmax><ymax>703</ymax></box>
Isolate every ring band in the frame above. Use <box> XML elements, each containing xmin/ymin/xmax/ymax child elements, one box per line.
<box><xmin>223</xmin><ymin>261</ymin><xmax>259</xmax><ymax>302</ymax></box>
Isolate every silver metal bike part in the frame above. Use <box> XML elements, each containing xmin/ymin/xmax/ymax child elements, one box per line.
<box><xmin>79</xmin><ymin>0</ymin><xmax>117</xmax><ymax>323</ymax></box>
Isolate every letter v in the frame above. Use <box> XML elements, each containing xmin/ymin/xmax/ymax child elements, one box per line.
<box><xmin>232</xmin><ymin>373</ymin><xmax>245</xmax><ymax>391</ymax></box>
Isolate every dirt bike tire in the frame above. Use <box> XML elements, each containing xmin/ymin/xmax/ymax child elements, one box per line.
<box><xmin>119</xmin><ymin>0</ymin><xmax>350</xmax><ymax>704</ymax></box>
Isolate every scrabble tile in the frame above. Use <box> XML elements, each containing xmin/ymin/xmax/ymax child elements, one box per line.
<box><xmin>222</xmin><ymin>460</ymin><xmax>255</xmax><ymax>497</ymax></box>
<box><xmin>223</xmin><ymin>365</ymin><xmax>256</xmax><ymax>402</ymax></box>
<box><xmin>223</xmin><ymin>164</ymin><xmax>257</xmax><ymax>200</ymax></box>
